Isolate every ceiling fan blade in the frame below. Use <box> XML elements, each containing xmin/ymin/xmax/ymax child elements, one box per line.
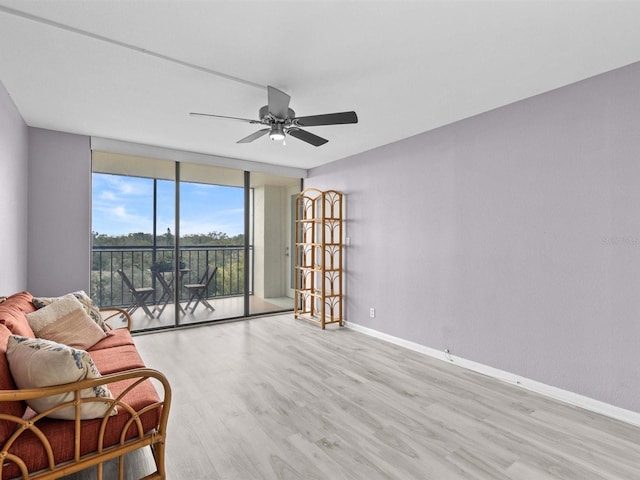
<box><xmin>237</xmin><ymin>128</ymin><xmax>270</xmax><ymax>143</ymax></box>
<box><xmin>293</xmin><ymin>111</ymin><xmax>358</xmax><ymax>127</ymax></box>
<box><xmin>190</xmin><ymin>112</ymin><xmax>260</xmax><ymax>124</ymax></box>
<box><xmin>287</xmin><ymin>127</ymin><xmax>329</xmax><ymax>147</ymax></box>
<box><xmin>267</xmin><ymin>86</ymin><xmax>291</xmax><ymax>119</ymax></box>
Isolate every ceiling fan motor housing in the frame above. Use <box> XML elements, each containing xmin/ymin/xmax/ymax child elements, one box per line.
<box><xmin>259</xmin><ymin>105</ymin><xmax>295</xmax><ymax>123</ymax></box>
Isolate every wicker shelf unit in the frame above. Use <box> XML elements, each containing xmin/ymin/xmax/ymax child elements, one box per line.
<box><xmin>294</xmin><ymin>188</ymin><xmax>343</xmax><ymax>329</ymax></box>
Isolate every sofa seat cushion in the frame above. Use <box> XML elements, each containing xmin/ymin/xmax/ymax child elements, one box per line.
<box><xmin>88</xmin><ymin>328</ymin><xmax>135</xmax><ymax>351</ymax></box>
<box><xmin>0</xmin><ymin>292</ymin><xmax>36</xmax><ymax>338</ymax></box>
<box><xmin>0</xmin><ymin>378</ymin><xmax>162</xmax><ymax>479</ymax></box>
<box><xmin>89</xmin><ymin>345</ymin><xmax>146</xmax><ymax>375</ymax></box>
<box><xmin>0</xmin><ymin>325</ymin><xmax>27</xmax><ymax>445</ymax></box>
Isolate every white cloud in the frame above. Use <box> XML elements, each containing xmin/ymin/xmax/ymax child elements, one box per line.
<box><xmin>92</xmin><ymin>173</ymin><xmax>244</xmax><ymax>237</ymax></box>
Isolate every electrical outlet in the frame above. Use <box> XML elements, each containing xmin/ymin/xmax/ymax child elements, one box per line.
<box><xmin>369</xmin><ymin>307</ymin><xmax>375</xmax><ymax>318</ymax></box>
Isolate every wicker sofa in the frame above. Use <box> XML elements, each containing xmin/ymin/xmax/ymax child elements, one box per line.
<box><xmin>0</xmin><ymin>291</ymin><xmax>171</xmax><ymax>480</ymax></box>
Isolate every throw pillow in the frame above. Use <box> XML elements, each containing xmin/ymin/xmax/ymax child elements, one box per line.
<box><xmin>6</xmin><ymin>335</ymin><xmax>116</xmax><ymax>420</ymax></box>
<box><xmin>33</xmin><ymin>290</ymin><xmax>107</xmax><ymax>331</ymax></box>
<box><xmin>26</xmin><ymin>295</ymin><xmax>106</xmax><ymax>350</ymax></box>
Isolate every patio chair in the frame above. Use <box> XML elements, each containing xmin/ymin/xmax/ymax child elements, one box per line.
<box><xmin>117</xmin><ymin>268</ymin><xmax>155</xmax><ymax>319</ymax></box>
<box><xmin>183</xmin><ymin>266</ymin><xmax>218</xmax><ymax>314</ymax></box>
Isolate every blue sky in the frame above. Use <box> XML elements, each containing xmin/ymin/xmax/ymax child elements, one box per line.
<box><xmin>92</xmin><ymin>173</ymin><xmax>244</xmax><ymax>236</ymax></box>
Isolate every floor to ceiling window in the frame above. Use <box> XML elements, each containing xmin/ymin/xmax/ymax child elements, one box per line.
<box><xmin>91</xmin><ymin>150</ymin><xmax>300</xmax><ymax>332</ymax></box>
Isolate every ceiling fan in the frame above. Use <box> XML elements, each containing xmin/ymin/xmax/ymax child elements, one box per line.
<box><xmin>190</xmin><ymin>86</ymin><xmax>358</xmax><ymax>146</ymax></box>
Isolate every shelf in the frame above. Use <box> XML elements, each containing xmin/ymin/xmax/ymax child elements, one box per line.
<box><xmin>294</xmin><ymin>188</ymin><xmax>343</xmax><ymax>330</ymax></box>
<box><xmin>296</xmin><ymin>266</ymin><xmax>341</xmax><ymax>272</ymax></box>
<box><xmin>294</xmin><ymin>313</ymin><xmax>342</xmax><ymax>327</ymax></box>
<box><xmin>300</xmin><ymin>291</ymin><xmax>341</xmax><ymax>298</ymax></box>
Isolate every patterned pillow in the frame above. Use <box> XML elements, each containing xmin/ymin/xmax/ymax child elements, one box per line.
<box><xmin>33</xmin><ymin>291</ymin><xmax>107</xmax><ymax>331</ymax></box>
<box><xmin>6</xmin><ymin>335</ymin><xmax>116</xmax><ymax>420</ymax></box>
<box><xmin>26</xmin><ymin>295</ymin><xmax>106</xmax><ymax>349</ymax></box>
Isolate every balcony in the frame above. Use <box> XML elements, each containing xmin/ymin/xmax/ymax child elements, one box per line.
<box><xmin>91</xmin><ymin>245</ymin><xmax>292</xmax><ymax>331</ymax></box>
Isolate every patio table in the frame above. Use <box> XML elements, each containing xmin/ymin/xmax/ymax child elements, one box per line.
<box><xmin>152</xmin><ymin>268</ymin><xmax>190</xmax><ymax>317</ymax></box>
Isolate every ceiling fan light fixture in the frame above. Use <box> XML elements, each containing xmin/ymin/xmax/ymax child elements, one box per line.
<box><xmin>270</xmin><ymin>124</ymin><xmax>285</xmax><ymax>141</ymax></box>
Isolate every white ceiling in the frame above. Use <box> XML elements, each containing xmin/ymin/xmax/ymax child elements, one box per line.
<box><xmin>2</xmin><ymin>1</ymin><xmax>640</xmax><ymax>170</ymax></box>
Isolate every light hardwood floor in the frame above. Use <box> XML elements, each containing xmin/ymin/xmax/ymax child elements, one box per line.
<box><xmin>65</xmin><ymin>314</ymin><xmax>640</xmax><ymax>479</ymax></box>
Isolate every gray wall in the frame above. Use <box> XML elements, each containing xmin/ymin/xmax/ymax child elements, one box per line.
<box><xmin>0</xmin><ymin>81</ymin><xmax>29</xmax><ymax>294</ymax></box>
<box><xmin>307</xmin><ymin>61</ymin><xmax>640</xmax><ymax>413</ymax></box>
<box><xmin>0</xmin><ymin>91</ymin><xmax>91</xmax><ymax>296</ymax></box>
<box><xmin>27</xmin><ymin>128</ymin><xmax>92</xmax><ymax>296</ymax></box>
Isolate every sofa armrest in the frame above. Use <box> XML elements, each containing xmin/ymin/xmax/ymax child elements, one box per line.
<box><xmin>0</xmin><ymin>368</ymin><xmax>171</xmax><ymax>479</ymax></box>
<box><xmin>99</xmin><ymin>307</ymin><xmax>132</xmax><ymax>331</ymax></box>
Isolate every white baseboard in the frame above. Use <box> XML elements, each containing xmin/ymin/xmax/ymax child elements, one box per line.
<box><xmin>344</xmin><ymin>320</ymin><xmax>640</xmax><ymax>428</ymax></box>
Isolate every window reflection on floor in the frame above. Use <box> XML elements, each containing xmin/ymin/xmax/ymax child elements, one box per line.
<box><xmin>111</xmin><ymin>296</ymin><xmax>293</xmax><ymax>332</ymax></box>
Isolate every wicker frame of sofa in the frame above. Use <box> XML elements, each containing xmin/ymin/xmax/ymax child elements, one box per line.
<box><xmin>0</xmin><ymin>308</ymin><xmax>171</xmax><ymax>480</ymax></box>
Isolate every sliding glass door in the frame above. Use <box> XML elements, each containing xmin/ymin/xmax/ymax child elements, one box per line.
<box><xmin>178</xmin><ymin>163</ymin><xmax>245</xmax><ymax>324</ymax></box>
<box><xmin>91</xmin><ymin>151</ymin><xmax>299</xmax><ymax>332</ymax></box>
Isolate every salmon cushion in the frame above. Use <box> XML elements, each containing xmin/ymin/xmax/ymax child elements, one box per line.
<box><xmin>0</xmin><ymin>292</ymin><xmax>36</xmax><ymax>337</ymax></box>
<box><xmin>88</xmin><ymin>328</ymin><xmax>136</xmax><ymax>351</ymax></box>
<box><xmin>0</xmin><ymin>324</ymin><xmax>28</xmax><ymax>445</ymax></box>
<box><xmin>89</xmin><ymin>345</ymin><xmax>146</xmax><ymax>375</ymax></box>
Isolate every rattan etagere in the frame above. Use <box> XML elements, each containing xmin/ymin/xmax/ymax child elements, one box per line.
<box><xmin>294</xmin><ymin>188</ymin><xmax>343</xmax><ymax>329</ymax></box>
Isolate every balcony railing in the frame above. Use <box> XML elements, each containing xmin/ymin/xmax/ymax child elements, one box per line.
<box><xmin>91</xmin><ymin>245</ymin><xmax>250</xmax><ymax>309</ymax></box>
